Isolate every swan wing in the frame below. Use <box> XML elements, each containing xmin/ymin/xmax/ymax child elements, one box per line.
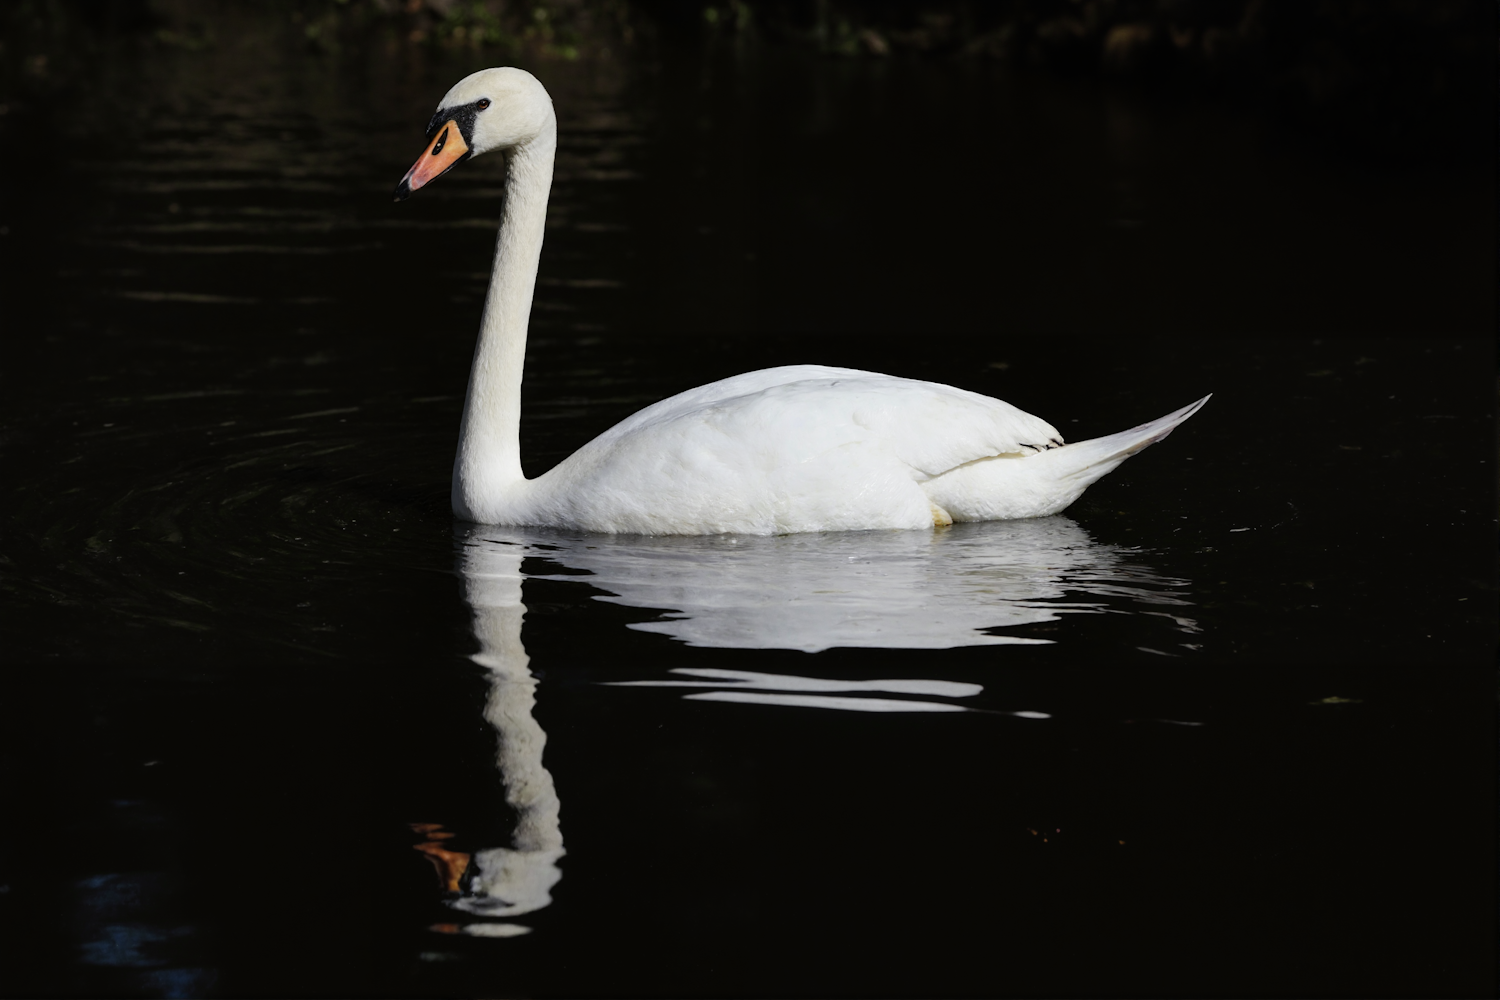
<box><xmin>518</xmin><ymin>367</ymin><xmax>1070</xmax><ymax>533</ymax></box>
<box><xmin>594</xmin><ymin>365</ymin><xmax>872</xmax><ymax>441</ymax></box>
<box><xmin>592</xmin><ymin>365</ymin><xmax>1063</xmax><ymax>479</ymax></box>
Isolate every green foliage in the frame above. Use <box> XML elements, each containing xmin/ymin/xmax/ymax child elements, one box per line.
<box><xmin>292</xmin><ymin>0</ymin><xmax>621</xmax><ymax>59</ymax></box>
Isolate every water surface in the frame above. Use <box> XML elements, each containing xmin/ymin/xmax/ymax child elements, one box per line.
<box><xmin>1</xmin><ymin>13</ymin><xmax>1494</xmax><ymax>997</ymax></box>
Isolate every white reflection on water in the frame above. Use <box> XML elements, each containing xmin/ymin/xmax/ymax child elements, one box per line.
<box><xmin>469</xmin><ymin>516</ymin><xmax>1193</xmax><ymax>652</ymax></box>
<box><xmin>449</xmin><ymin>542</ymin><xmax>565</xmax><ymax>925</ymax></box>
<box><xmin>608</xmin><ymin>667</ymin><xmax>981</xmax><ymax>695</ymax></box>
<box><xmin>604</xmin><ymin>668</ymin><xmax>1052</xmax><ymax>716</ymax></box>
<box><xmin>447</xmin><ymin>518</ymin><xmax>1192</xmax><ymax>931</ymax></box>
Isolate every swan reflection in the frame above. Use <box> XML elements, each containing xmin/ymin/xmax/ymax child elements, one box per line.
<box><xmin>437</xmin><ymin>540</ymin><xmax>564</xmax><ymax>936</ymax></box>
<box><xmin>439</xmin><ymin>517</ymin><xmax>1193</xmax><ymax>933</ymax></box>
<box><xmin>606</xmin><ymin>668</ymin><xmax>1052</xmax><ymax>716</ymax></box>
<box><xmin>471</xmin><ymin>516</ymin><xmax>1194</xmax><ymax>652</ymax></box>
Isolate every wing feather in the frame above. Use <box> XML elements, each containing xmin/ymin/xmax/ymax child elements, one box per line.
<box><xmin>596</xmin><ymin>366</ymin><xmax>1062</xmax><ymax>480</ymax></box>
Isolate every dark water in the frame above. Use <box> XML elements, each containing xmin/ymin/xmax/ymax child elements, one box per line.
<box><xmin>2</xmin><ymin>11</ymin><xmax>1495</xmax><ymax>997</ymax></box>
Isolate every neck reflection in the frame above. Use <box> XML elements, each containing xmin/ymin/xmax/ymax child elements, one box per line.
<box><xmin>438</xmin><ymin>539</ymin><xmax>564</xmax><ymax>935</ymax></box>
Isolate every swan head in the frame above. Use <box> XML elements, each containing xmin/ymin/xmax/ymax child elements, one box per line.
<box><xmin>393</xmin><ymin>67</ymin><xmax>554</xmax><ymax>202</ymax></box>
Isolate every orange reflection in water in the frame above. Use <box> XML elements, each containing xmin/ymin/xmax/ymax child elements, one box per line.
<box><xmin>410</xmin><ymin>822</ymin><xmax>471</xmax><ymax>893</ymax></box>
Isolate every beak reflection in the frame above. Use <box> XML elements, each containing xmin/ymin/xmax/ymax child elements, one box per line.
<box><xmin>393</xmin><ymin>119</ymin><xmax>470</xmax><ymax>202</ymax></box>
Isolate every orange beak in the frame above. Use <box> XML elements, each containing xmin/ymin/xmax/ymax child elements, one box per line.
<box><xmin>393</xmin><ymin>120</ymin><xmax>470</xmax><ymax>202</ymax></box>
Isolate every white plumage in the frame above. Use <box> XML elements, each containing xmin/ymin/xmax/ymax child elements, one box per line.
<box><xmin>395</xmin><ymin>68</ymin><xmax>1208</xmax><ymax>536</ymax></box>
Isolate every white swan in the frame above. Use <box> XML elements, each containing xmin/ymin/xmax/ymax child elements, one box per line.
<box><xmin>396</xmin><ymin>67</ymin><xmax>1209</xmax><ymax>535</ymax></box>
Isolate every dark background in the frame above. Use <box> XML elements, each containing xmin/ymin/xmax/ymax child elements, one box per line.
<box><xmin>0</xmin><ymin>1</ymin><xmax>1495</xmax><ymax>997</ymax></box>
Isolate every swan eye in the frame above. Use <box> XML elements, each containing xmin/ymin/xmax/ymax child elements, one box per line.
<box><xmin>477</xmin><ymin>99</ymin><xmax>491</xmax><ymax>110</ymax></box>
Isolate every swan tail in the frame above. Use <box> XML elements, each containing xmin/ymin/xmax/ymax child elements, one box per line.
<box><xmin>1044</xmin><ymin>394</ymin><xmax>1212</xmax><ymax>485</ymax></box>
<box><xmin>922</xmin><ymin>395</ymin><xmax>1210</xmax><ymax>521</ymax></box>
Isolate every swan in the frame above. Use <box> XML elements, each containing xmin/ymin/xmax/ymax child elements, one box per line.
<box><xmin>395</xmin><ymin>67</ymin><xmax>1209</xmax><ymax>535</ymax></box>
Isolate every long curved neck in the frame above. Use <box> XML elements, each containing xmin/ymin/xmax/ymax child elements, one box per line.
<box><xmin>452</xmin><ymin>122</ymin><xmax>556</xmax><ymax>522</ymax></box>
